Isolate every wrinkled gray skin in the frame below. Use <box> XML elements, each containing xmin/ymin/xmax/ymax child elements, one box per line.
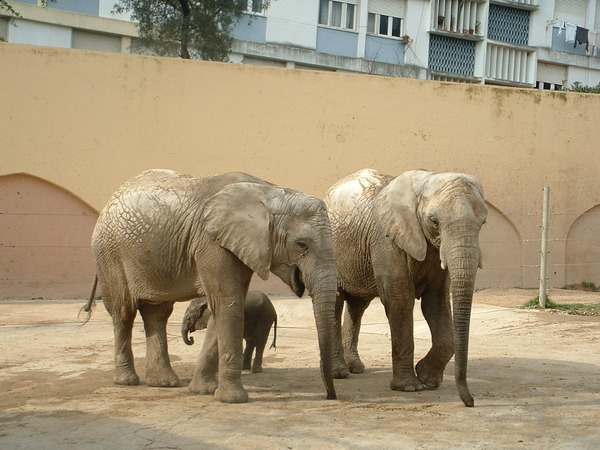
<box><xmin>182</xmin><ymin>291</ymin><xmax>277</xmax><ymax>373</ymax></box>
<box><xmin>91</xmin><ymin>169</ymin><xmax>337</xmax><ymax>403</ymax></box>
<box><xmin>325</xmin><ymin>169</ymin><xmax>487</xmax><ymax>407</ymax></box>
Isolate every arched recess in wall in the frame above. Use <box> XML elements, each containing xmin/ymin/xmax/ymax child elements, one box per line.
<box><xmin>565</xmin><ymin>204</ymin><xmax>600</xmax><ymax>286</ymax></box>
<box><xmin>476</xmin><ymin>202</ymin><xmax>523</xmax><ymax>288</ymax></box>
<box><xmin>0</xmin><ymin>173</ymin><xmax>98</xmax><ymax>299</ymax></box>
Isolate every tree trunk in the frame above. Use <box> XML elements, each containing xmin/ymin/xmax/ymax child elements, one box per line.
<box><xmin>179</xmin><ymin>0</ymin><xmax>191</xmax><ymax>59</ymax></box>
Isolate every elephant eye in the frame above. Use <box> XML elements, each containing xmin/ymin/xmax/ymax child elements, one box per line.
<box><xmin>297</xmin><ymin>241</ymin><xmax>308</xmax><ymax>255</ymax></box>
<box><xmin>429</xmin><ymin>216</ymin><xmax>439</xmax><ymax>228</ymax></box>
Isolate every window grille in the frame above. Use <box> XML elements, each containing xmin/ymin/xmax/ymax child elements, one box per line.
<box><xmin>0</xmin><ymin>18</ymin><xmax>8</xmax><ymax>41</ymax></box>
<box><xmin>488</xmin><ymin>4</ymin><xmax>530</xmax><ymax>46</ymax></box>
<box><xmin>428</xmin><ymin>34</ymin><xmax>475</xmax><ymax>77</ymax></box>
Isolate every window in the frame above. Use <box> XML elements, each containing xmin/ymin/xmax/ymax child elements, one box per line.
<box><xmin>319</xmin><ymin>0</ymin><xmax>356</xmax><ymax>31</ymax></box>
<box><xmin>242</xmin><ymin>0</ymin><xmax>264</xmax><ymax>14</ymax></box>
<box><xmin>368</xmin><ymin>13</ymin><xmax>402</xmax><ymax>38</ymax></box>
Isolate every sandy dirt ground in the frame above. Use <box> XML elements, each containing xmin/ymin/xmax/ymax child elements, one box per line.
<box><xmin>1</xmin><ymin>288</ymin><xmax>599</xmax><ymax>449</ymax></box>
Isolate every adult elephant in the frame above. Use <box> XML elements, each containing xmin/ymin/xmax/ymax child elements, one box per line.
<box><xmin>89</xmin><ymin>169</ymin><xmax>337</xmax><ymax>403</ymax></box>
<box><xmin>325</xmin><ymin>168</ymin><xmax>487</xmax><ymax>407</ymax></box>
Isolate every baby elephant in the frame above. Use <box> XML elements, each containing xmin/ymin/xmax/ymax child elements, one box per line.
<box><xmin>182</xmin><ymin>291</ymin><xmax>277</xmax><ymax>373</ymax></box>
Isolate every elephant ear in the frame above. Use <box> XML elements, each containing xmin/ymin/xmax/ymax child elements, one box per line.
<box><xmin>373</xmin><ymin>171</ymin><xmax>428</xmax><ymax>262</ymax></box>
<box><xmin>202</xmin><ymin>182</ymin><xmax>273</xmax><ymax>280</ymax></box>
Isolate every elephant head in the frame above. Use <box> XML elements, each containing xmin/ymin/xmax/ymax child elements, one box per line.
<box><xmin>201</xmin><ymin>182</ymin><xmax>338</xmax><ymax>399</ymax></box>
<box><xmin>181</xmin><ymin>298</ymin><xmax>209</xmax><ymax>345</ymax></box>
<box><xmin>374</xmin><ymin>170</ymin><xmax>488</xmax><ymax>406</ymax></box>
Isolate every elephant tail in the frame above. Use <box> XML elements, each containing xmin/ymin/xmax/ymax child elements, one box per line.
<box><xmin>269</xmin><ymin>315</ymin><xmax>277</xmax><ymax>350</ymax></box>
<box><xmin>78</xmin><ymin>274</ymin><xmax>98</xmax><ymax>325</ymax></box>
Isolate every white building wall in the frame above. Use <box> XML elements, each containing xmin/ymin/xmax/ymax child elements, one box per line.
<box><xmin>403</xmin><ymin>0</ymin><xmax>429</xmax><ymax>70</ymax></box>
<box><xmin>265</xmin><ymin>0</ymin><xmax>318</xmax><ymax>49</ymax></box>
<box><xmin>569</xmin><ymin>64</ymin><xmax>600</xmax><ymax>86</ymax></box>
<box><xmin>528</xmin><ymin>0</ymin><xmax>555</xmax><ymax>48</ymax></box>
<box><xmin>9</xmin><ymin>19</ymin><xmax>71</xmax><ymax>48</ymax></box>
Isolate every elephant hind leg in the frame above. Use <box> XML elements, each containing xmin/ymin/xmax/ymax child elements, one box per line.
<box><xmin>343</xmin><ymin>295</ymin><xmax>372</xmax><ymax>374</ymax></box>
<box><xmin>138</xmin><ymin>302</ymin><xmax>179</xmax><ymax>387</ymax></box>
<box><xmin>332</xmin><ymin>291</ymin><xmax>350</xmax><ymax>379</ymax></box>
<box><xmin>243</xmin><ymin>339</ymin><xmax>255</xmax><ymax>371</ymax></box>
<box><xmin>105</xmin><ymin>295</ymin><xmax>140</xmax><ymax>386</ymax></box>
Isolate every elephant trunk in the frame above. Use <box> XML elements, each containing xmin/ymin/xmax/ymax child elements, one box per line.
<box><xmin>305</xmin><ymin>264</ymin><xmax>338</xmax><ymax>400</ymax></box>
<box><xmin>442</xmin><ymin>220</ymin><xmax>481</xmax><ymax>407</ymax></box>
<box><xmin>182</xmin><ymin>323</ymin><xmax>194</xmax><ymax>345</ymax></box>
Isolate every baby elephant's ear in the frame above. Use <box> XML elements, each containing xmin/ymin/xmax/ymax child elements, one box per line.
<box><xmin>202</xmin><ymin>182</ymin><xmax>272</xmax><ymax>280</ymax></box>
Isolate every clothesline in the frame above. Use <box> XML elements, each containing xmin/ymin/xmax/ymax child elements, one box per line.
<box><xmin>556</xmin><ymin>21</ymin><xmax>596</xmax><ymax>55</ymax></box>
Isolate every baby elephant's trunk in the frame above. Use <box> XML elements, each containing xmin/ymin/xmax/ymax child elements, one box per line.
<box><xmin>181</xmin><ymin>299</ymin><xmax>209</xmax><ymax>346</ymax></box>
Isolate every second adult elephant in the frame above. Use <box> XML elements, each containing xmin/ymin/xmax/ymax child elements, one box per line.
<box><xmin>182</xmin><ymin>291</ymin><xmax>277</xmax><ymax>373</ymax></box>
<box><xmin>325</xmin><ymin>169</ymin><xmax>487</xmax><ymax>407</ymax></box>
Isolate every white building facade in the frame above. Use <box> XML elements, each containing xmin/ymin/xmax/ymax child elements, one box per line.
<box><xmin>2</xmin><ymin>0</ymin><xmax>600</xmax><ymax>89</ymax></box>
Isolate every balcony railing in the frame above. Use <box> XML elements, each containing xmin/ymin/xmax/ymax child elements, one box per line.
<box><xmin>491</xmin><ymin>0</ymin><xmax>539</xmax><ymax>9</ymax></box>
<box><xmin>485</xmin><ymin>42</ymin><xmax>535</xmax><ymax>85</ymax></box>
<box><xmin>432</xmin><ymin>0</ymin><xmax>486</xmax><ymax>35</ymax></box>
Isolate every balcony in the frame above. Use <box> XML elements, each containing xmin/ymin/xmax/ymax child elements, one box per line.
<box><xmin>486</xmin><ymin>42</ymin><xmax>535</xmax><ymax>86</ymax></box>
<box><xmin>432</xmin><ymin>0</ymin><xmax>486</xmax><ymax>36</ymax></box>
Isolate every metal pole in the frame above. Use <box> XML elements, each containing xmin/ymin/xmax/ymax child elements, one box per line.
<box><xmin>539</xmin><ymin>187</ymin><xmax>550</xmax><ymax>308</ymax></box>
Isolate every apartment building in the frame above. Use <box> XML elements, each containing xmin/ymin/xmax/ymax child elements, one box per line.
<box><xmin>2</xmin><ymin>1</ymin><xmax>600</xmax><ymax>89</ymax></box>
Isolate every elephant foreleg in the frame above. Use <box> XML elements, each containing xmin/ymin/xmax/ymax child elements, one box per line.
<box><xmin>110</xmin><ymin>303</ymin><xmax>139</xmax><ymax>385</ymax></box>
<box><xmin>378</xmin><ymin>281</ymin><xmax>424</xmax><ymax>393</ymax></box>
<box><xmin>190</xmin><ymin>294</ymin><xmax>248</xmax><ymax>403</ymax></box>
<box><xmin>189</xmin><ymin>316</ymin><xmax>219</xmax><ymax>395</ymax></box>
<box><xmin>138</xmin><ymin>302</ymin><xmax>178</xmax><ymax>387</ymax></box>
<box><xmin>213</xmin><ymin>295</ymin><xmax>248</xmax><ymax>403</ymax></box>
<box><xmin>342</xmin><ymin>296</ymin><xmax>372</xmax><ymax>374</ymax></box>
<box><xmin>416</xmin><ymin>284</ymin><xmax>454</xmax><ymax>389</ymax></box>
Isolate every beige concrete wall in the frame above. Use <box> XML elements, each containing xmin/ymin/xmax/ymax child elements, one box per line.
<box><xmin>1</xmin><ymin>43</ymin><xmax>600</xmax><ymax>298</ymax></box>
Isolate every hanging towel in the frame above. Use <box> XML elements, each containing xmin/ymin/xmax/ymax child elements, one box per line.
<box><xmin>565</xmin><ymin>23</ymin><xmax>577</xmax><ymax>43</ymax></box>
<box><xmin>575</xmin><ymin>26</ymin><xmax>589</xmax><ymax>50</ymax></box>
<box><xmin>589</xmin><ymin>31</ymin><xmax>597</xmax><ymax>55</ymax></box>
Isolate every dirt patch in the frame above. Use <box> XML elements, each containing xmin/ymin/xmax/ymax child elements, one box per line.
<box><xmin>1</xmin><ymin>288</ymin><xmax>599</xmax><ymax>448</ymax></box>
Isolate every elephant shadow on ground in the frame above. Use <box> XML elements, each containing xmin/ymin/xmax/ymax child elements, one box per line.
<box><xmin>127</xmin><ymin>355</ymin><xmax>599</xmax><ymax>407</ymax></box>
<box><xmin>320</xmin><ymin>356</ymin><xmax>600</xmax><ymax>407</ymax></box>
<box><xmin>466</xmin><ymin>356</ymin><xmax>600</xmax><ymax>407</ymax></box>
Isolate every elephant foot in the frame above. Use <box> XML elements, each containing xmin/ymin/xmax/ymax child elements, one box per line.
<box><xmin>390</xmin><ymin>373</ymin><xmax>425</xmax><ymax>392</ymax></box>
<box><xmin>114</xmin><ymin>367</ymin><xmax>140</xmax><ymax>386</ymax></box>
<box><xmin>214</xmin><ymin>382</ymin><xmax>249</xmax><ymax>403</ymax></box>
<box><xmin>251</xmin><ymin>366</ymin><xmax>263</xmax><ymax>373</ymax></box>
<box><xmin>346</xmin><ymin>358</ymin><xmax>365</xmax><ymax>374</ymax></box>
<box><xmin>188</xmin><ymin>376</ymin><xmax>218</xmax><ymax>395</ymax></box>
<box><xmin>332</xmin><ymin>360</ymin><xmax>350</xmax><ymax>379</ymax></box>
<box><xmin>145</xmin><ymin>366</ymin><xmax>179</xmax><ymax>387</ymax></box>
<box><xmin>416</xmin><ymin>357</ymin><xmax>445</xmax><ymax>389</ymax></box>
